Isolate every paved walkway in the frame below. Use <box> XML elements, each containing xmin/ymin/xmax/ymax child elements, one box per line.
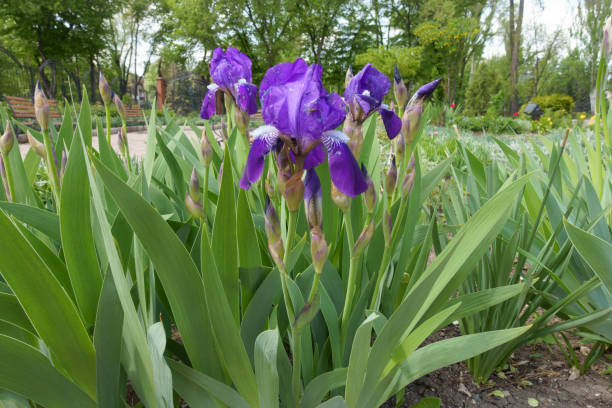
<box><xmin>18</xmin><ymin>126</ymin><xmax>205</xmax><ymax>159</ymax></box>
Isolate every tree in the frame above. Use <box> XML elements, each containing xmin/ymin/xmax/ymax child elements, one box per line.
<box><xmin>507</xmin><ymin>0</ymin><xmax>524</xmax><ymax>113</ymax></box>
<box><xmin>572</xmin><ymin>0</ymin><xmax>612</xmax><ymax>90</ymax></box>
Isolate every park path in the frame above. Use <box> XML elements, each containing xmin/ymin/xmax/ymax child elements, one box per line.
<box><xmin>18</xmin><ymin>126</ymin><xmax>204</xmax><ymax>159</ymax></box>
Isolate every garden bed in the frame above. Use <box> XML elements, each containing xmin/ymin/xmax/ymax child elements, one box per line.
<box><xmin>384</xmin><ymin>325</ymin><xmax>611</xmax><ymax>407</ymax></box>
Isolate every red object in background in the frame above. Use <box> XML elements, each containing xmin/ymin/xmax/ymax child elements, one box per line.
<box><xmin>513</xmin><ymin>112</ymin><xmax>519</xmax><ymax>116</ymax></box>
<box><xmin>450</xmin><ymin>103</ymin><xmax>455</xmax><ymax>108</ymax></box>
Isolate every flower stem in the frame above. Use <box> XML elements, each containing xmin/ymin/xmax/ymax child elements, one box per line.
<box><xmin>42</xmin><ymin>129</ymin><xmax>61</xmax><ymax>209</ymax></box>
<box><xmin>307</xmin><ymin>272</ymin><xmax>321</xmax><ymax>304</ymax></box>
<box><xmin>284</xmin><ymin>210</ymin><xmax>298</xmax><ymax>267</ymax></box>
<box><xmin>203</xmin><ymin>165</ymin><xmax>210</xmax><ymax>223</ymax></box>
<box><xmin>291</xmin><ymin>327</ymin><xmax>303</xmax><ymax>406</ymax></box>
<box><xmin>122</xmin><ymin>122</ymin><xmax>132</xmax><ymax>173</ymax></box>
<box><xmin>105</xmin><ymin>104</ymin><xmax>112</xmax><ymax>147</ymax></box>
<box><xmin>340</xmin><ymin>253</ymin><xmax>360</xmax><ymax>343</ymax></box>
<box><xmin>1</xmin><ymin>153</ymin><xmax>15</xmax><ymax>202</ymax></box>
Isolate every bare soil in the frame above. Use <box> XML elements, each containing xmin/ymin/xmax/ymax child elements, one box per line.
<box><xmin>383</xmin><ymin>325</ymin><xmax>612</xmax><ymax>408</ymax></box>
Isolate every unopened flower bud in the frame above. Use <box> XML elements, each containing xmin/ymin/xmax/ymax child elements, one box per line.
<box><xmin>189</xmin><ymin>168</ymin><xmax>201</xmax><ymax>201</ymax></box>
<box><xmin>233</xmin><ymin>107</ymin><xmax>250</xmax><ymax>135</ymax></box>
<box><xmin>117</xmin><ymin>126</ymin><xmax>128</xmax><ymax>151</ymax></box>
<box><xmin>331</xmin><ymin>183</ymin><xmax>350</xmax><ymax>212</ymax></box>
<box><xmin>344</xmin><ymin>115</ymin><xmax>363</xmax><ymax>157</ymax></box>
<box><xmin>401</xmin><ymin>155</ymin><xmax>416</xmax><ymax>198</ymax></box>
<box><xmin>200</xmin><ymin>130</ymin><xmax>213</xmax><ymax>168</ymax></box>
<box><xmin>0</xmin><ymin>121</ymin><xmax>14</xmax><ymax>155</ymax></box>
<box><xmin>395</xmin><ymin>133</ymin><xmax>405</xmax><ymax>159</ymax></box>
<box><xmin>265</xmin><ymin>196</ymin><xmax>284</xmax><ymax>266</ymax></box>
<box><xmin>401</xmin><ymin>105</ymin><xmax>422</xmax><ymax>147</ymax></box>
<box><xmin>284</xmin><ymin>171</ymin><xmax>304</xmax><ymax>212</ymax></box>
<box><xmin>293</xmin><ymin>295</ymin><xmax>320</xmax><ymax>332</ymax></box>
<box><xmin>185</xmin><ymin>193</ymin><xmax>205</xmax><ymax>219</ymax></box>
<box><xmin>304</xmin><ymin>169</ymin><xmax>322</xmax><ymax>229</ymax></box>
<box><xmin>310</xmin><ymin>227</ymin><xmax>328</xmax><ymax>274</ymax></box>
<box><xmin>34</xmin><ymin>82</ymin><xmax>50</xmax><ymax>132</ymax></box>
<box><xmin>99</xmin><ymin>72</ymin><xmax>111</xmax><ymax>105</ymax></box>
<box><xmin>265</xmin><ymin>171</ymin><xmax>278</xmax><ymax>200</ymax></box>
<box><xmin>60</xmin><ymin>149</ymin><xmax>67</xmax><ymax>181</ymax></box>
<box><xmin>362</xmin><ymin>164</ymin><xmax>375</xmax><ymax>213</ymax></box>
<box><xmin>27</xmin><ymin>131</ymin><xmax>45</xmax><ymax>157</ymax></box>
<box><xmin>345</xmin><ymin>66</ymin><xmax>354</xmax><ymax>89</ymax></box>
<box><xmin>414</xmin><ymin>78</ymin><xmax>442</xmax><ymax>102</ymax></box>
<box><xmin>383</xmin><ymin>209</ymin><xmax>392</xmax><ymax>246</ymax></box>
<box><xmin>393</xmin><ymin>65</ymin><xmax>408</xmax><ymax>111</ymax></box>
<box><xmin>113</xmin><ymin>93</ymin><xmax>126</xmax><ymax>122</ymax></box>
<box><xmin>385</xmin><ymin>156</ymin><xmax>397</xmax><ymax>197</ymax></box>
<box><xmin>353</xmin><ymin>219</ymin><xmax>374</xmax><ymax>257</ymax></box>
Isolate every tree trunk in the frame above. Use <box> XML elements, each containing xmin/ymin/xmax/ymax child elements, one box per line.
<box><xmin>509</xmin><ymin>0</ymin><xmax>524</xmax><ymax>114</ymax></box>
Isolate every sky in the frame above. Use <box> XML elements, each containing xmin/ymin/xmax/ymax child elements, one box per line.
<box><xmin>484</xmin><ymin>0</ymin><xmax>578</xmax><ymax>57</ymax></box>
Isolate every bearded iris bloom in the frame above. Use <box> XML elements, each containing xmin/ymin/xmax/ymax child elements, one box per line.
<box><xmin>344</xmin><ymin>63</ymin><xmax>401</xmax><ymax>139</ymax></box>
<box><xmin>200</xmin><ymin>47</ymin><xmax>258</xmax><ymax>119</ymax></box>
<box><xmin>239</xmin><ymin>58</ymin><xmax>368</xmax><ymax>197</ymax></box>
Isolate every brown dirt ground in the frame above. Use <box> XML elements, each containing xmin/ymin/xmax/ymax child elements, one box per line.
<box><xmin>383</xmin><ymin>325</ymin><xmax>612</xmax><ymax>408</ymax></box>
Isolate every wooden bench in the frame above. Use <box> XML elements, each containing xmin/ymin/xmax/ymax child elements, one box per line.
<box><xmin>125</xmin><ymin>105</ymin><xmax>143</xmax><ymax>121</ymax></box>
<box><xmin>4</xmin><ymin>95</ymin><xmax>62</xmax><ymax>125</ymax></box>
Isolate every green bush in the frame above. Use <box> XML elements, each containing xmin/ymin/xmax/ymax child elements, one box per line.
<box><xmin>526</xmin><ymin>94</ymin><xmax>575</xmax><ymax>114</ymax></box>
<box><xmin>451</xmin><ymin>115</ymin><xmax>530</xmax><ymax>134</ymax></box>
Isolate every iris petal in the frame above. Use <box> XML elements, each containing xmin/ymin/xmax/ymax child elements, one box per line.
<box><xmin>378</xmin><ymin>107</ymin><xmax>401</xmax><ymax>140</ymax></box>
<box><xmin>235</xmin><ymin>82</ymin><xmax>258</xmax><ymax>114</ymax></box>
<box><xmin>240</xmin><ymin>126</ymin><xmax>280</xmax><ymax>190</ymax></box>
<box><xmin>200</xmin><ymin>86</ymin><xmax>219</xmax><ymax>120</ymax></box>
<box><xmin>304</xmin><ymin>144</ymin><xmax>325</xmax><ymax>170</ymax></box>
<box><xmin>321</xmin><ymin>130</ymin><xmax>368</xmax><ymax>197</ymax></box>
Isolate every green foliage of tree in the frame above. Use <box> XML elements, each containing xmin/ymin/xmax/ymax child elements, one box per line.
<box><xmin>355</xmin><ymin>46</ymin><xmax>423</xmax><ymax>80</ymax></box>
<box><xmin>464</xmin><ymin>57</ymin><xmax>505</xmax><ymax>115</ymax></box>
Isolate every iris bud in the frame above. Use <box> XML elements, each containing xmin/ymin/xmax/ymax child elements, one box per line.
<box><xmin>385</xmin><ymin>156</ymin><xmax>397</xmax><ymax>197</ymax></box>
<box><xmin>284</xmin><ymin>171</ymin><xmax>304</xmax><ymax>212</ymax></box>
<box><xmin>27</xmin><ymin>131</ymin><xmax>45</xmax><ymax>157</ymax></box>
<box><xmin>304</xmin><ymin>169</ymin><xmax>322</xmax><ymax>229</ymax></box>
<box><xmin>353</xmin><ymin>219</ymin><xmax>374</xmax><ymax>257</ymax></box>
<box><xmin>310</xmin><ymin>227</ymin><xmax>328</xmax><ymax>275</ymax></box>
<box><xmin>414</xmin><ymin>78</ymin><xmax>442</xmax><ymax>102</ymax></box>
<box><xmin>383</xmin><ymin>209</ymin><xmax>392</xmax><ymax>246</ymax></box>
<box><xmin>393</xmin><ymin>65</ymin><xmax>408</xmax><ymax>111</ymax></box>
<box><xmin>189</xmin><ymin>169</ymin><xmax>201</xmax><ymax>202</ymax></box>
<box><xmin>0</xmin><ymin>121</ymin><xmax>14</xmax><ymax>155</ymax></box>
<box><xmin>233</xmin><ymin>106</ymin><xmax>250</xmax><ymax>135</ymax></box>
<box><xmin>200</xmin><ymin>130</ymin><xmax>213</xmax><ymax>168</ymax></box>
<box><xmin>344</xmin><ymin>115</ymin><xmax>363</xmax><ymax>157</ymax></box>
<box><xmin>60</xmin><ymin>150</ymin><xmax>67</xmax><ymax>182</ymax></box>
<box><xmin>293</xmin><ymin>295</ymin><xmax>320</xmax><ymax>332</ymax></box>
<box><xmin>395</xmin><ymin>132</ymin><xmax>405</xmax><ymax>159</ymax></box>
<box><xmin>401</xmin><ymin>105</ymin><xmax>422</xmax><ymax>148</ymax></box>
<box><xmin>34</xmin><ymin>82</ymin><xmax>50</xmax><ymax>132</ymax></box>
<box><xmin>265</xmin><ymin>196</ymin><xmax>285</xmax><ymax>266</ymax></box>
<box><xmin>265</xmin><ymin>171</ymin><xmax>278</xmax><ymax>200</ymax></box>
<box><xmin>185</xmin><ymin>193</ymin><xmax>205</xmax><ymax>219</ymax></box>
<box><xmin>362</xmin><ymin>164</ymin><xmax>376</xmax><ymax>214</ymax></box>
<box><xmin>118</xmin><ymin>126</ymin><xmax>128</xmax><ymax>151</ymax></box>
<box><xmin>345</xmin><ymin>66</ymin><xmax>354</xmax><ymax>89</ymax></box>
<box><xmin>113</xmin><ymin>93</ymin><xmax>126</xmax><ymax>122</ymax></box>
<box><xmin>331</xmin><ymin>184</ymin><xmax>350</xmax><ymax>212</ymax></box>
<box><xmin>401</xmin><ymin>155</ymin><xmax>416</xmax><ymax>198</ymax></box>
<box><xmin>99</xmin><ymin>72</ymin><xmax>111</xmax><ymax>105</ymax></box>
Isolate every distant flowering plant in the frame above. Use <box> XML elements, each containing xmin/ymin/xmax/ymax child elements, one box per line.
<box><xmin>240</xmin><ymin>58</ymin><xmax>368</xmax><ymax>197</ymax></box>
<box><xmin>450</xmin><ymin>103</ymin><xmax>456</xmax><ymax>108</ymax></box>
<box><xmin>200</xmin><ymin>46</ymin><xmax>258</xmax><ymax>120</ymax></box>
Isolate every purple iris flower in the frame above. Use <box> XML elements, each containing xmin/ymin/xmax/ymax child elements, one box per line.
<box><xmin>344</xmin><ymin>63</ymin><xmax>401</xmax><ymax>139</ymax></box>
<box><xmin>239</xmin><ymin>58</ymin><xmax>368</xmax><ymax>197</ymax></box>
<box><xmin>200</xmin><ymin>47</ymin><xmax>258</xmax><ymax>119</ymax></box>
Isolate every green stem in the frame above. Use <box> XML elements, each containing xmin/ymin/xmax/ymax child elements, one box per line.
<box><xmin>307</xmin><ymin>272</ymin><xmax>321</xmax><ymax>304</ymax></box>
<box><xmin>1</xmin><ymin>153</ymin><xmax>16</xmax><ymax>202</ymax></box>
<box><xmin>42</xmin><ymin>129</ymin><xmax>61</xmax><ymax>209</ymax></box>
<box><xmin>369</xmin><ymin>197</ymin><xmax>409</xmax><ymax>310</ymax></box>
<box><xmin>343</xmin><ymin>209</ymin><xmax>355</xmax><ymax>251</ymax></box>
<box><xmin>291</xmin><ymin>328</ymin><xmax>302</xmax><ymax>406</ymax></box>
<box><xmin>122</xmin><ymin>121</ymin><xmax>132</xmax><ymax>173</ymax></box>
<box><xmin>284</xmin><ymin>210</ymin><xmax>298</xmax><ymax>267</ymax></box>
<box><xmin>340</xmin><ymin>253</ymin><xmax>360</xmax><ymax>342</ymax></box>
<box><xmin>105</xmin><ymin>104</ymin><xmax>112</xmax><ymax>147</ymax></box>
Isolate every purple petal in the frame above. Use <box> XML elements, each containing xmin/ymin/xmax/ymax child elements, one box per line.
<box><xmin>321</xmin><ymin>130</ymin><xmax>368</xmax><ymax>197</ymax></box>
<box><xmin>210</xmin><ymin>46</ymin><xmax>253</xmax><ymax>90</ymax></box>
<box><xmin>304</xmin><ymin>168</ymin><xmax>321</xmax><ymax>200</ymax></box>
<box><xmin>344</xmin><ymin>63</ymin><xmax>390</xmax><ymax>114</ymax></box>
<box><xmin>304</xmin><ymin>144</ymin><xmax>325</xmax><ymax>170</ymax></box>
<box><xmin>235</xmin><ymin>81</ymin><xmax>258</xmax><ymax>115</ymax></box>
<box><xmin>378</xmin><ymin>107</ymin><xmax>401</xmax><ymax>140</ymax></box>
<box><xmin>260</xmin><ymin>59</ymin><xmax>346</xmax><ymax>144</ymax></box>
<box><xmin>415</xmin><ymin>78</ymin><xmax>442</xmax><ymax>100</ymax></box>
<box><xmin>200</xmin><ymin>87</ymin><xmax>219</xmax><ymax>119</ymax></box>
<box><xmin>240</xmin><ymin>126</ymin><xmax>280</xmax><ymax>190</ymax></box>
